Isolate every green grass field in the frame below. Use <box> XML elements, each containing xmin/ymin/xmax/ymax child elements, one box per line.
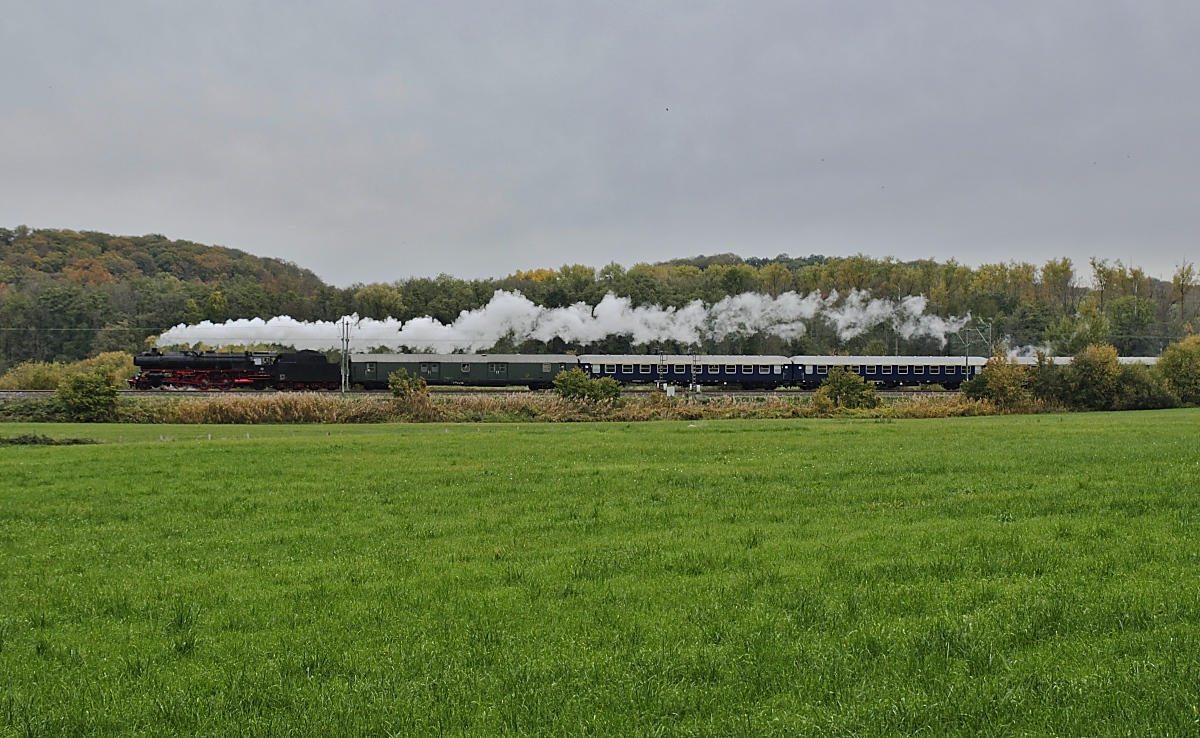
<box><xmin>2</xmin><ymin>412</ymin><xmax>1200</xmax><ymax>736</ymax></box>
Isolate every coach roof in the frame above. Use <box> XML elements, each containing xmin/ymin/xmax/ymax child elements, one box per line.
<box><xmin>578</xmin><ymin>354</ymin><xmax>790</xmax><ymax>365</ymax></box>
<box><xmin>791</xmin><ymin>355</ymin><xmax>989</xmax><ymax>366</ymax></box>
<box><xmin>350</xmin><ymin>354</ymin><xmax>579</xmax><ymax>363</ymax></box>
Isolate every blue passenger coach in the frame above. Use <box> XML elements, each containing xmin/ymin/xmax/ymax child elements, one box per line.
<box><xmin>790</xmin><ymin>356</ymin><xmax>988</xmax><ymax>389</ymax></box>
<box><xmin>578</xmin><ymin>354</ymin><xmax>792</xmax><ymax>388</ymax></box>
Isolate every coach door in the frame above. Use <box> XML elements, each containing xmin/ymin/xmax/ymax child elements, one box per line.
<box><xmin>419</xmin><ymin>362</ymin><xmax>441</xmax><ymax>380</ymax></box>
<box><xmin>487</xmin><ymin>362</ymin><xmax>508</xmax><ymax>381</ymax></box>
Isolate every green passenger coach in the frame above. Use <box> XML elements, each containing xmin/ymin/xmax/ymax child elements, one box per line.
<box><xmin>349</xmin><ymin>354</ymin><xmax>580</xmax><ymax>390</ymax></box>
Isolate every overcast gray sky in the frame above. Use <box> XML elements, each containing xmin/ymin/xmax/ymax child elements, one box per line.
<box><xmin>2</xmin><ymin>1</ymin><xmax>1198</xmax><ymax>285</ymax></box>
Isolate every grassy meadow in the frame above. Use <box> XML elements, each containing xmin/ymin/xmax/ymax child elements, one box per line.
<box><xmin>2</xmin><ymin>412</ymin><xmax>1200</xmax><ymax>736</ymax></box>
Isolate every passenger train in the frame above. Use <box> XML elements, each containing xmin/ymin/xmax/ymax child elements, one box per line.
<box><xmin>128</xmin><ymin>349</ymin><xmax>1157</xmax><ymax>392</ymax></box>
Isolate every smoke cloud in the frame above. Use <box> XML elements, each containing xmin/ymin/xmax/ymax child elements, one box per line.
<box><xmin>155</xmin><ymin>289</ymin><xmax>969</xmax><ymax>352</ymax></box>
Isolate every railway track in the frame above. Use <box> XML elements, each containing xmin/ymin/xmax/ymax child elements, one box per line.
<box><xmin>1</xmin><ymin>387</ymin><xmax>957</xmax><ymax>400</ymax></box>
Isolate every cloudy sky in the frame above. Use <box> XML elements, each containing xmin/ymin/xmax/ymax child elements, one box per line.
<box><xmin>2</xmin><ymin>1</ymin><xmax>1198</xmax><ymax>285</ymax></box>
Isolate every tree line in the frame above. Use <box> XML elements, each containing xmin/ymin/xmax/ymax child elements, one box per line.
<box><xmin>964</xmin><ymin>337</ymin><xmax>1200</xmax><ymax>412</ymax></box>
<box><xmin>2</xmin><ymin>226</ymin><xmax>1196</xmax><ymax>371</ymax></box>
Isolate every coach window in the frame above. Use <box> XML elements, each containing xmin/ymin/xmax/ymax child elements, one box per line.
<box><xmin>672</xmin><ymin>365</ymin><xmax>684</xmax><ymax>374</ymax></box>
<box><xmin>461</xmin><ymin>363</ymin><xmax>471</xmax><ymax>373</ymax></box>
<box><xmin>726</xmin><ymin>365</ymin><xmax>736</xmax><ymax>373</ymax></box>
<box><xmin>851</xmin><ymin>365</ymin><xmax>861</xmax><ymax>373</ymax></box>
<box><xmin>639</xmin><ymin>365</ymin><xmax>652</xmax><ymax>374</ymax></box>
<box><xmin>898</xmin><ymin>366</ymin><xmax>909</xmax><ymax>374</ymax></box>
<box><xmin>621</xmin><ymin>364</ymin><xmax>633</xmax><ymax>373</ymax></box>
<box><xmin>742</xmin><ymin>365</ymin><xmax>754</xmax><ymax>373</ymax></box>
<box><xmin>542</xmin><ymin>363</ymin><xmax>551</xmax><ymax>372</ymax></box>
<box><xmin>817</xmin><ymin>365</ymin><xmax>828</xmax><ymax>374</ymax></box>
<box><xmin>604</xmin><ymin>364</ymin><xmax>616</xmax><ymax>373</ymax></box>
<box><xmin>774</xmin><ymin>366</ymin><xmax>782</xmax><ymax>374</ymax></box>
<box><xmin>366</xmin><ymin>362</ymin><xmax>377</xmax><ymax>373</ymax></box>
<box><xmin>914</xmin><ymin>366</ymin><xmax>924</xmax><ymax>374</ymax></box>
<box><xmin>883</xmin><ymin>366</ymin><xmax>893</xmax><ymax>374</ymax></box>
<box><xmin>930</xmin><ymin>366</ymin><xmax>940</xmax><ymax>374</ymax></box>
<box><xmin>706</xmin><ymin>365</ymin><xmax>717</xmax><ymax>374</ymax></box>
<box><xmin>758</xmin><ymin>365</ymin><xmax>770</xmax><ymax>374</ymax></box>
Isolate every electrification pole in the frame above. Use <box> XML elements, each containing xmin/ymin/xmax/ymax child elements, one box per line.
<box><xmin>340</xmin><ymin>317</ymin><xmax>351</xmax><ymax>393</ymax></box>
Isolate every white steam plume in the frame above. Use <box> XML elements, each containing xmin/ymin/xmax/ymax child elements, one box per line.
<box><xmin>155</xmin><ymin>289</ymin><xmax>969</xmax><ymax>351</ymax></box>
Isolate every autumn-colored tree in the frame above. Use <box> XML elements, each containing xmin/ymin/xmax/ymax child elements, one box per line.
<box><xmin>56</xmin><ymin>371</ymin><xmax>119</xmax><ymax>422</ymax></box>
<box><xmin>206</xmin><ymin>290</ymin><xmax>228</xmax><ymax>322</ymax></box>
<box><xmin>814</xmin><ymin>368</ymin><xmax>880</xmax><ymax>409</ymax></box>
<box><xmin>962</xmin><ymin>354</ymin><xmax>1033</xmax><ymax>410</ymax></box>
<box><xmin>387</xmin><ymin>368</ymin><xmax>433</xmax><ymax>418</ymax></box>
<box><xmin>758</xmin><ymin>263</ymin><xmax>793</xmax><ymax>297</ymax></box>
<box><xmin>182</xmin><ymin>299</ymin><xmax>205</xmax><ymax>325</ymax></box>
<box><xmin>1039</xmin><ymin>257</ymin><xmax>1077</xmax><ymax>315</ymax></box>
<box><xmin>1064</xmin><ymin>344</ymin><xmax>1121</xmax><ymax>410</ymax></box>
<box><xmin>1106</xmin><ymin>296</ymin><xmax>1157</xmax><ymax>355</ymax></box>
<box><xmin>1047</xmin><ymin>299</ymin><xmax>1111</xmax><ymax>355</ymax></box>
<box><xmin>1090</xmin><ymin>258</ymin><xmax>1118</xmax><ymax>309</ymax></box>
<box><xmin>1157</xmin><ymin>335</ymin><xmax>1200</xmax><ymax>404</ymax></box>
<box><xmin>63</xmin><ymin>257</ymin><xmax>114</xmax><ymax>286</ymax></box>
<box><xmin>353</xmin><ymin>283</ymin><xmax>405</xmax><ymax>320</ymax></box>
<box><xmin>1174</xmin><ymin>262</ymin><xmax>1196</xmax><ymax>319</ymax></box>
<box><xmin>553</xmin><ymin>367</ymin><xmax>622</xmax><ymax>402</ymax></box>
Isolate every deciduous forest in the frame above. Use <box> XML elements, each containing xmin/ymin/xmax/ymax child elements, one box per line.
<box><xmin>1</xmin><ymin>226</ymin><xmax>1195</xmax><ymax>370</ymax></box>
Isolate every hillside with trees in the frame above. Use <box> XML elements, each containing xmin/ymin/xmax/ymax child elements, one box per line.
<box><xmin>0</xmin><ymin>227</ymin><xmax>345</xmax><ymax>369</ymax></box>
<box><xmin>1</xmin><ymin>225</ymin><xmax>1196</xmax><ymax>370</ymax></box>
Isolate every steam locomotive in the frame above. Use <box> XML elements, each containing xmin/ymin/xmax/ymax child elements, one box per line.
<box><xmin>128</xmin><ymin>349</ymin><xmax>342</xmax><ymax>390</ymax></box>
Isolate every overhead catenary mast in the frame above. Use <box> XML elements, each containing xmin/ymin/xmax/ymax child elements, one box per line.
<box><xmin>339</xmin><ymin>317</ymin><xmax>353</xmax><ymax>393</ymax></box>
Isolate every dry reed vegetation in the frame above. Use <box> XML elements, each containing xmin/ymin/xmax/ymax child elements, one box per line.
<box><xmin>113</xmin><ymin>391</ymin><xmax>997</xmax><ymax>424</ymax></box>
<box><xmin>118</xmin><ymin>393</ymin><xmax>402</xmax><ymax>424</ymax></box>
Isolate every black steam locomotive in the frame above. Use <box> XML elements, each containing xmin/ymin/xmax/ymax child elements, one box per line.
<box><xmin>128</xmin><ymin>349</ymin><xmax>341</xmax><ymax>390</ymax></box>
